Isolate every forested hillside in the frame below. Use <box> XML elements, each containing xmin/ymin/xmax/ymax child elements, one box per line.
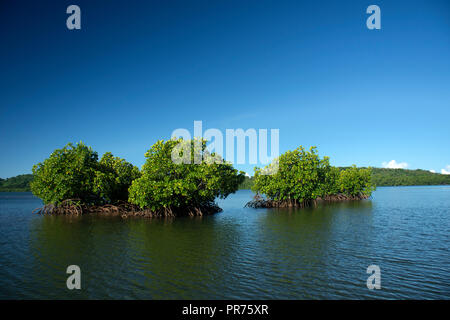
<box><xmin>0</xmin><ymin>174</ymin><xmax>34</xmax><ymax>192</ymax></box>
<box><xmin>371</xmin><ymin>168</ymin><xmax>450</xmax><ymax>186</ymax></box>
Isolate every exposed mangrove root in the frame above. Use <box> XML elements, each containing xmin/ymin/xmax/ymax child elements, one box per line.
<box><xmin>245</xmin><ymin>193</ymin><xmax>369</xmax><ymax>209</ymax></box>
<box><xmin>33</xmin><ymin>199</ymin><xmax>222</xmax><ymax>218</ymax></box>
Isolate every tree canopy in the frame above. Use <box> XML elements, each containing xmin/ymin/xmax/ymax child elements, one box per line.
<box><xmin>249</xmin><ymin>146</ymin><xmax>375</xmax><ymax>207</ymax></box>
<box><xmin>29</xmin><ymin>139</ymin><xmax>243</xmax><ymax>216</ymax></box>
<box><xmin>30</xmin><ymin>142</ymin><xmax>139</xmax><ymax>205</ymax></box>
<box><xmin>128</xmin><ymin>138</ymin><xmax>245</xmax><ymax>213</ymax></box>
<box><xmin>94</xmin><ymin>152</ymin><xmax>141</xmax><ymax>203</ymax></box>
<box><xmin>239</xmin><ymin>168</ymin><xmax>450</xmax><ymax>190</ymax></box>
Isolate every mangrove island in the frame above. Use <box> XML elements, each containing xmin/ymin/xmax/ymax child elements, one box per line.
<box><xmin>31</xmin><ymin>139</ymin><xmax>244</xmax><ymax>217</ymax></box>
<box><xmin>246</xmin><ymin>146</ymin><xmax>375</xmax><ymax>208</ymax></box>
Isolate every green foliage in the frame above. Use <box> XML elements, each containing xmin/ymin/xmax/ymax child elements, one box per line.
<box><xmin>128</xmin><ymin>138</ymin><xmax>245</xmax><ymax>211</ymax></box>
<box><xmin>323</xmin><ymin>165</ymin><xmax>341</xmax><ymax>196</ymax></box>
<box><xmin>338</xmin><ymin>165</ymin><xmax>375</xmax><ymax>196</ymax></box>
<box><xmin>30</xmin><ymin>142</ymin><xmax>138</xmax><ymax>205</ymax></box>
<box><xmin>94</xmin><ymin>152</ymin><xmax>141</xmax><ymax>203</ymax></box>
<box><xmin>252</xmin><ymin>146</ymin><xmax>334</xmax><ymax>202</ymax></box>
<box><xmin>0</xmin><ymin>174</ymin><xmax>33</xmax><ymax>192</ymax></box>
<box><xmin>31</xmin><ymin>143</ymin><xmax>99</xmax><ymax>204</ymax></box>
<box><xmin>238</xmin><ymin>176</ymin><xmax>255</xmax><ymax>190</ymax></box>
<box><xmin>252</xmin><ymin>146</ymin><xmax>375</xmax><ymax>202</ymax></box>
<box><xmin>370</xmin><ymin>168</ymin><xmax>450</xmax><ymax>186</ymax></box>
<box><xmin>241</xmin><ymin>167</ymin><xmax>450</xmax><ymax>189</ymax></box>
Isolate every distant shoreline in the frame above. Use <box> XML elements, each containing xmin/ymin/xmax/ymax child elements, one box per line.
<box><xmin>3</xmin><ymin>185</ymin><xmax>450</xmax><ymax>194</ymax></box>
<box><xmin>238</xmin><ymin>184</ymin><xmax>450</xmax><ymax>191</ymax></box>
<box><xmin>2</xmin><ymin>168</ymin><xmax>450</xmax><ymax>192</ymax></box>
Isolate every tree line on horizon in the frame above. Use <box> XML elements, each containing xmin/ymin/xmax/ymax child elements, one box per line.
<box><xmin>2</xmin><ymin>158</ymin><xmax>450</xmax><ymax>193</ymax></box>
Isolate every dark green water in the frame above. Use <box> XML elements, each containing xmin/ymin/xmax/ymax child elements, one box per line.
<box><xmin>0</xmin><ymin>187</ymin><xmax>448</xmax><ymax>299</ymax></box>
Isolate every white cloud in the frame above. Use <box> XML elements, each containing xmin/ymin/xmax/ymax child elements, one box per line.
<box><xmin>245</xmin><ymin>172</ymin><xmax>251</xmax><ymax>177</ymax></box>
<box><xmin>382</xmin><ymin>160</ymin><xmax>409</xmax><ymax>169</ymax></box>
<box><xmin>441</xmin><ymin>165</ymin><xmax>450</xmax><ymax>175</ymax></box>
<box><xmin>429</xmin><ymin>170</ymin><xmax>436</xmax><ymax>173</ymax></box>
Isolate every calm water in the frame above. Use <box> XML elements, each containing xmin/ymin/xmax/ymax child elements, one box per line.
<box><xmin>0</xmin><ymin>187</ymin><xmax>448</xmax><ymax>299</ymax></box>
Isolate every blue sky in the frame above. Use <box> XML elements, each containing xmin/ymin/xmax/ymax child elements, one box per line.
<box><xmin>1</xmin><ymin>0</ymin><xmax>449</xmax><ymax>177</ymax></box>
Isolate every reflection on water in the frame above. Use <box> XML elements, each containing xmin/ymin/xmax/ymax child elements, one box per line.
<box><xmin>28</xmin><ymin>214</ymin><xmax>243</xmax><ymax>299</ymax></box>
<box><xmin>0</xmin><ymin>188</ymin><xmax>449</xmax><ymax>299</ymax></box>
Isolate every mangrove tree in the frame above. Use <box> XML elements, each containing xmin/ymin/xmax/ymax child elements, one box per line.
<box><xmin>247</xmin><ymin>146</ymin><xmax>375</xmax><ymax>208</ymax></box>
